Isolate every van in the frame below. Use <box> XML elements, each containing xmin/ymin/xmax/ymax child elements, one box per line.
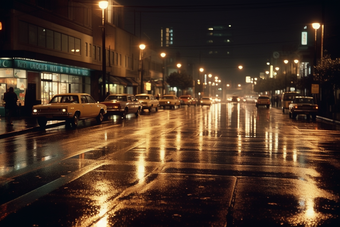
<box><xmin>281</xmin><ymin>92</ymin><xmax>298</xmax><ymax>113</ymax></box>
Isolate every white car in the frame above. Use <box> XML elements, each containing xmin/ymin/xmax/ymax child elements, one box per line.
<box><xmin>159</xmin><ymin>95</ymin><xmax>181</xmax><ymax>109</ymax></box>
<box><xmin>32</xmin><ymin>93</ymin><xmax>107</xmax><ymax>128</ymax></box>
<box><xmin>135</xmin><ymin>94</ymin><xmax>160</xmax><ymax>112</ymax></box>
<box><xmin>200</xmin><ymin>97</ymin><xmax>212</xmax><ymax>106</ymax></box>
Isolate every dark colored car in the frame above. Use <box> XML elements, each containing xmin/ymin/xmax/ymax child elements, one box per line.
<box><xmin>288</xmin><ymin>96</ymin><xmax>318</xmax><ymax>120</ymax></box>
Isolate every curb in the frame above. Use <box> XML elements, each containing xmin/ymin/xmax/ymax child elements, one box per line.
<box><xmin>316</xmin><ymin>115</ymin><xmax>340</xmax><ymax>125</ymax></box>
<box><xmin>0</xmin><ymin>122</ymin><xmax>65</xmax><ymax>139</ymax></box>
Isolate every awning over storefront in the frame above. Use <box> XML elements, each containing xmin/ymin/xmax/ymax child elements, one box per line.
<box><xmin>110</xmin><ymin>76</ymin><xmax>131</xmax><ymax>86</ymax></box>
<box><xmin>126</xmin><ymin>77</ymin><xmax>139</xmax><ymax>86</ymax></box>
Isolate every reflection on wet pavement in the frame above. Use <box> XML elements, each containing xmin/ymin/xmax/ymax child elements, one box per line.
<box><xmin>0</xmin><ymin>103</ymin><xmax>340</xmax><ymax>226</ymax></box>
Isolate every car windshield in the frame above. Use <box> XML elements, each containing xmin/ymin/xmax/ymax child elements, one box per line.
<box><xmin>105</xmin><ymin>96</ymin><xmax>127</xmax><ymax>101</ymax></box>
<box><xmin>50</xmin><ymin>95</ymin><xmax>79</xmax><ymax>103</ymax></box>
<box><xmin>258</xmin><ymin>97</ymin><xmax>269</xmax><ymax>99</ymax></box>
<box><xmin>162</xmin><ymin>96</ymin><xmax>174</xmax><ymax>99</ymax></box>
<box><xmin>294</xmin><ymin>98</ymin><xmax>314</xmax><ymax>104</ymax></box>
<box><xmin>136</xmin><ymin>96</ymin><xmax>149</xmax><ymax>100</ymax></box>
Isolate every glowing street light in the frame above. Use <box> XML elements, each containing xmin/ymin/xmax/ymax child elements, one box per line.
<box><xmin>139</xmin><ymin>44</ymin><xmax>146</xmax><ymax>93</ymax></box>
<box><xmin>99</xmin><ymin>1</ymin><xmax>108</xmax><ymax>100</ymax></box>
<box><xmin>160</xmin><ymin>52</ymin><xmax>166</xmax><ymax>94</ymax></box>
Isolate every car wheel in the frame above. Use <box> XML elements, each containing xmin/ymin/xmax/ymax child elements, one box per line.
<box><xmin>71</xmin><ymin>113</ymin><xmax>79</xmax><ymax>128</ymax></box>
<box><xmin>121</xmin><ymin>109</ymin><xmax>127</xmax><ymax>119</ymax></box>
<box><xmin>96</xmin><ymin>111</ymin><xmax>104</xmax><ymax>124</ymax></box>
<box><xmin>292</xmin><ymin>113</ymin><xmax>296</xmax><ymax>119</ymax></box>
<box><xmin>135</xmin><ymin>108</ymin><xmax>140</xmax><ymax>117</ymax></box>
<box><xmin>312</xmin><ymin>114</ymin><xmax>316</xmax><ymax>121</ymax></box>
<box><xmin>37</xmin><ymin>117</ymin><xmax>47</xmax><ymax>128</ymax></box>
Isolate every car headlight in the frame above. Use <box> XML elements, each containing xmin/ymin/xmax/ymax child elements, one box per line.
<box><xmin>33</xmin><ymin>109</ymin><xmax>38</xmax><ymax>113</ymax></box>
<box><xmin>62</xmin><ymin>108</ymin><xmax>67</xmax><ymax>112</ymax></box>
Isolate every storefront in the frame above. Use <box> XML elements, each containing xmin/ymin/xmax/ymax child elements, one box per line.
<box><xmin>108</xmin><ymin>75</ymin><xmax>138</xmax><ymax>95</ymax></box>
<box><xmin>0</xmin><ymin>58</ymin><xmax>91</xmax><ymax>116</ymax></box>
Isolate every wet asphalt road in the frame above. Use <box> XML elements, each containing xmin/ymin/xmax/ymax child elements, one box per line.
<box><xmin>0</xmin><ymin>102</ymin><xmax>340</xmax><ymax>226</ymax></box>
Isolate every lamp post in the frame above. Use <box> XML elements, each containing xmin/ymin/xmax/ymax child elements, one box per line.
<box><xmin>99</xmin><ymin>1</ymin><xmax>108</xmax><ymax>100</ymax></box>
<box><xmin>177</xmin><ymin>63</ymin><xmax>182</xmax><ymax>73</ymax></box>
<box><xmin>139</xmin><ymin>44</ymin><xmax>146</xmax><ymax>93</ymax></box>
<box><xmin>199</xmin><ymin>67</ymin><xmax>204</xmax><ymax>97</ymax></box>
<box><xmin>284</xmin><ymin>59</ymin><xmax>289</xmax><ymax>92</ymax></box>
<box><xmin>312</xmin><ymin>23</ymin><xmax>320</xmax><ymax>73</ymax></box>
<box><xmin>160</xmin><ymin>52</ymin><xmax>166</xmax><ymax>95</ymax></box>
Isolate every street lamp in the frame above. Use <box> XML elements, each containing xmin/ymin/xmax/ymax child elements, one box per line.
<box><xmin>199</xmin><ymin>67</ymin><xmax>204</xmax><ymax>97</ymax></box>
<box><xmin>99</xmin><ymin>1</ymin><xmax>108</xmax><ymax>100</ymax></box>
<box><xmin>139</xmin><ymin>44</ymin><xmax>146</xmax><ymax>93</ymax></box>
<box><xmin>160</xmin><ymin>52</ymin><xmax>166</xmax><ymax>95</ymax></box>
<box><xmin>294</xmin><ymin>59</ymin><xmax>299</xmax><ymax>76</ymax></box>
<box><xmin>312</xmin><ymin>22</ymin><xmax>320</xmax><ymax>73</ymax></box>
<box><xmin>177</xmin><ymin>63</ymin><xmax>182</xmax><ymax>73</ymax></box>
<box><xmin>284</xmin><ymin>59</ymin><xmax>289</xmax><ymax>92</ymax></box>
<box><xmin>238</xmin><ymin>65</ymin><xmax>243</xmax><ymax>70</ymax></box>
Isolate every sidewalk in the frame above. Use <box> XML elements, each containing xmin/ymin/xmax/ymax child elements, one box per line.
<box><xmin>0</xmin><ymin>117</ymin><xmax>64</xmax><ymax>139</ymax></box>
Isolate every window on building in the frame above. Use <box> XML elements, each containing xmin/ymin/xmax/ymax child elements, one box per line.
<box><xmin>18</xmin><ymin>21</ymin><xmax>28</xmax><ymax>44</ymax></box>
<box><xmin>28</xmin><ymin>24</ymin><xmax>37</xmax><ymax>45</ymax></box>
<box><xmin>62</xmin><ymin>34</ymin><xmax>68</xmax><ymax>52</ymax></box>
<box><xmin>98</xmin><ymin>47</ymin><xmax>101</xmax><ymax>61</ymax></box>
<box><xmin>85</xmin><ymin>42</ymin><xmax>88</xmax><ymax>56</ymax></box>
<box><xmin>69</xmin><ymin>36</ymin><xmax>75</xmax><ymax>53</ymax></box>
<box><xmin>37</xmin><ymin>27</ymin><xmax>46</xmax><ymax>47</ymax></box>
<box><xmin>54</xmin><ymin>32</ymin><xmax>61</xmax><ymax>51</ymax></box>
<box><xmin>93</xmin><ymin>45</ymin><xmax>96</xmax><ymax>60</ymax></box>
<box><xmin>46</xmin><ymin>29</ymin><xmax>53</xmax><ymax>49</ymax></box>
<box><xmin>111</xmin><ymin>51</ymin><xmax>114</xmax><ymax>65</ymax></box>
<box><xmin>74</xmin><ymin>38</ymin><xmax>80</xmax><ymax>54</ymax></box>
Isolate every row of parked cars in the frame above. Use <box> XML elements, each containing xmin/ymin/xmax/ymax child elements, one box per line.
<box><xmin>31</xmin><ymin>93</ymin><xmax>211</xmax><ymax>128</ymax></box>
<box><xmin>254</xmin><ymin>92</ymin><xmax>318</xmax><ymax>121</ymax></box>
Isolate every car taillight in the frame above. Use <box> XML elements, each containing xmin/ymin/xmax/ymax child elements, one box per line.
<box><xmin>314</xmin><ymin>106</ymin><xmax>318</xmax><ymax>110</ymax></box>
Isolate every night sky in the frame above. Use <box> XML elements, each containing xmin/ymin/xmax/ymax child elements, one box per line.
<box><xmin>116</xmin><ymin>0</ymin><xmax>339</xmax><ymax>83</ymax></box>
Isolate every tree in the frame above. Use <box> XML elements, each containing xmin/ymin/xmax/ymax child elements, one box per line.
<box><xmin>166</xmin><ymin>71</ymin><xmax>193</xmax><ymax>95</ymax></box>
<box><xmin>314</xmin><ymin>55</ymin><xmax>340</xmax><ymax>89</ymax></box>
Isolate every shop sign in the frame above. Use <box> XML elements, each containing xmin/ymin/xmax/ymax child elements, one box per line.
<box><xmin>14</xmin><ymin>59</ymin><xmax>90</xmax><ymax>76</ymax></box>
<box><xmin>0</xmin><ymin>59</ymin><xmax>13</xmax><ymax>68</ymax></box>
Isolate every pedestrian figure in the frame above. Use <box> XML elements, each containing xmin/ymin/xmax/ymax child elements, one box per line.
<box><xmin>3</xmin><ymin>87</ymin><xmax>18</xmax><ymax>125</ymax></box>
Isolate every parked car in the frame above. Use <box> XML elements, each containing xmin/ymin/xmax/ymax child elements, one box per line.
<box><xmin>159</xmin><ymin>95</ymin><xmax>181</xmax><ymax>109</ymax></box>
<box><xmin>256</xmin><ymin>95</ymin><xmax>270</xmax><ymax>108</ymax></box>
<box><xmin>288</xmin><ymin>96</ymin><xmax>318</xmax><ymax>120</ymax></box>
<box><xmin>32</xmin><ymin>93</ymin><xmax>107</xmax><ymax>128</ymax></box>
<box><xmin>135</xmin><ymin>94</ymin><xmax>160</xmax><ymax>112</ymax></box>
<box><xmin>179</xmin><ymin>95</ymin><xmax>193</xmax><ymax>106</ymax></box>
<box><xmin>282</xmin><ymin>92</ymin><xmax>298</xmax><ymax>113</ymax></box>
<box><xmin>100</xmin><ymin>94</ymin><xmax>141</xmax><ymax>118</ymax></box>
<box><xmin>200</xmin><ymin>97</ymin><xmax>212</xmax><ymax>106</ymax></box>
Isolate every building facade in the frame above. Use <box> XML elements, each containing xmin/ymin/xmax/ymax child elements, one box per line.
<box><xmin>0</xmin><ymin>0</ymin><xmax>143</xmax><ymax>116</ymax></box>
